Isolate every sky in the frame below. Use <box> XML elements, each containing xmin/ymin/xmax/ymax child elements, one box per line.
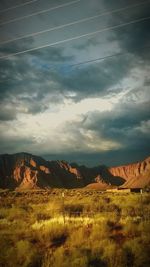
<box><xmin>0</xmin><ymin>0</ymin><xmax>150</xmax><ymax>166</ymax></box>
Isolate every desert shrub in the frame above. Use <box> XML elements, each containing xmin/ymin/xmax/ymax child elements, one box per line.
<box><xmin>94</xmin><ymin>203</ymin><xmax>105</xmax><ymax>212</ymax></box>
<box><xmin>122</xmin><ymin>246</ymin><xmax>135</xmax><ymax>267</ymax></box>
<box><xmin>0</xmin><ymin>207</ymin><xmax>10</xmax><ymax>219</ymax></box>
<box><xmin>18</xmin><ymin>204</ymin><xmax>33</xmax><ymax>212</ymax></box>
<box><xmin>111</xmin><ymin>194</ymin><xmax>141</xmax><ymax>212</ymax></box>
<box><xmin>68</xmin><ymin>226</ymin><xmax>83</xmax><ymax>246</ymax></box>
<box><xmin>30</xmin><ymin>202</ymin><xmax>61</xmax><ymax>224</ymax></box>
<box><xmin>142</xmin><ymin>193</ymin><xmax>150</xmax><ymax>204</ymax></box>
<box><xmin>138</xmin><ymin>220</ymin><xmax>150</xmax><ymax>236</ymax></box>
<box><xmin>32</xmin><ymin>223</ymin><xmax>68</xmax><ymax>248</ymax></box>
<box><xmin>88</xmin><ymin>256</ymin><xmax>107</xmax><ymax>267</ymax></box>
<box><xmin>36</xmin><ymin>212</ymin><xmax>52</xmax><ymax>221</ymax></box>
<box><xmin>0</xmin><ymin>239</ymin><xmax>39</xmax><ymax>267</ymax></box>
<box><xmin>107</xmin><ymin>203</ymin><xmax>121</xmax><ymax>213</ymax></box>
<box><xmin>123</xmin><ymin>219</ymin><xmax>141</xmax><ymax>238</ymax></box>
<box><xmin>7</xmin><ymin>206</ymin><xmax>28</xmax><ymax>222</ymax></box>
<box><xmin>103</xmin><ymin>196</ymin><xmax>111</xmax><ymax>204</ymax></box>
<box><xmin>15</xmin><ymin>240</ymin><xmax>38</xmax><ymax>267</ymax></box>
<box><xmin>87</xmin><ymin>248</ymin><xmax>107</xmax><ymax>267</ymax></box>
<box><xmin>107</xmin><ymin>220</ymin><xmax>123</xmax><ymax>231</ymax></box>
<box><xmin>101</xmin><ymin>239</ymin><xmax>125</xmax><ymax>267</ymax></box>
<box><xmin>65</xmin><ymin>248</ymin><xmax>88</xmax><ymax>267</ymax></box>
<box><xmin>1</xmin><ymin>190</ymin><xmax>150</xmax><ymax>267</ymax></box>
<box><xmin>0</xmin><ymin>236</ymin><xmax>13</xmax><ymax>265</ymax></box>
<box><xmin>90</xmin><ymin>221</ymin><xmax>109</xmax><ymax>241</ymax></box>
<box><xmin>42</xmin><ymin>247</ymin><xmax>88</xmax><ymax>267</ymax></box>
<box><xmin>126</xmin><ymin>206</ymin><xmax>138</xmax><ymax>217</ymax></box>
<box><xmin>43</xmin><ymin>246</ymin><xmax>106</xmax><ymax>267</ymax></box>
<box><xmin>64</xmin><ymin>203</ymin><xmax>84</xmax><ymax>216</ymax></box>
<box><xmin>123</xmin><ymin>238</ymin><xmax>150</xmax><ymax>267</ymax></box>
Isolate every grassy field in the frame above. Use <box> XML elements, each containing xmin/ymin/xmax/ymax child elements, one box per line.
<box><xmin>0</xmin><ymin>189</ymin><xmax>150</xmax><ymax>267</ymax></box>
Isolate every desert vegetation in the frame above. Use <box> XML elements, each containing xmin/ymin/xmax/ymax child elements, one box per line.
<box><xmin>0</xmin><ymin>189</ymin><xmax>150</xmax><ymax>267</ymax></box>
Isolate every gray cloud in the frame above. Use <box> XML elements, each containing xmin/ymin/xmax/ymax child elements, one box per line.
<box><xmin>104</xmin><ymin>0</ymin><xmax>150</xmax><ymax>58</ymax></box>
<box><xmin>0</xmin><ymin>137</ymin><xmax>34</xmax><ymax>155</ymax></box>
<box><xmin>0</xmin><ymin>37</ymin><xmax>134</xmax><ymax>121</ymax></box>
<box><xmin>43</xmin><ymin>149</ymin><xmax>150</xmax><ymax>167</ymax></box>
<box><xmin>0</xmin><ymin>106</ymin><xmax>17</xmax><ymax>121</ymax></box>
<box><xmin>0</xmin><ymin>42</ymin><xmax>74</xmax><ymax>119</ymax></box>
<box><xmin>82</xmin><ymin>98</ymin><xmax>150</xmax><ymax>152</ymax></box>
<box><xmin>0</xmin><ymin>0</ymin><xmax>149</xmax><ymax>165</ymax></box>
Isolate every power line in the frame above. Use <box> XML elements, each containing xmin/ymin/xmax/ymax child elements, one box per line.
<box><xmin>0</xmin><ymin>0</ymin><xmax>149</xmax><ymax>46</ymax></box>
<box><xmin>0</xmin><ymin>0</ymin><xmax>81</xmax><ymax>26</ymax></box>
<box><xmin>0</xmin><ymin>15</ymin><xmax>150</xmax><ymax>60</ymax></box>
<box><xmin>0</xmin><ymin>0</ymin><xmax>38</xmax><ymax>14</ymax></box>
<box><xmin>0</xmin><ymin>45</ymin><xmax>149</xmax><ymax>80</ymax></box>
<box><xmin>69</xmin><ymin>45</ymin><xmax>150</xmax><ymax>68</ymax></box>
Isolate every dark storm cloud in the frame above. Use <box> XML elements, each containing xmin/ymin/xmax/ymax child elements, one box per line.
<box><xmin>103</xmin><ymin>0</ymin><xmax>150</xmax><ymax>58</ymax></box>
<box><xmin>51</xmin><ymin>93</ymin><xmax>150</xmax><ymax>166</ymax></box>
<box><xmin>43</xmin><ymin>149</ymin><xmax>150</xmax><ymax>167</ymax></box>
<box><xmin>0</xmin><ymin>0</ymin><xmax>149</xmax><ymax>165</ymax></box>
<box><xmin>53</xmin><ymin>53</ymin><xmax>134</xmax><ymax>101</ymax></box>
<box><xmin>72</xmin><ymin>0</ymin><xmax>150</xmax><ymax>60</ymax></box>
<box><xmin>82</xmin><ymin>99</ymin><xmax>150</xmax><ymax>151</ymax></box>
<box><xmin>0</xmin><ymin>133</ymin><xmax>35</xmax><ymax>154</ymax></box>
<box><xmin>30</xmin><ymin>46</ymin><xmax>74</xmax><ymax>62</ymax></box>
<box><xmin>144</xmin><ymin>78</ymin><xmax>150</xmax><ymax>86</ymax></box>
<box><xmin>73</xmin><ymin>37</ymin><xmax>100</xmax><ymax>50</ymax></box>
<box><xmin>0</xmin><ymin>105</ymin><xmax>17</xmax><ymax>121</ymax></box>
<box><xmin>0</xmin><ymin>0</ymin><xmax>149</xmax><ymax>111</ymax></box>
<box><xmin>0</xmin><ymin>40</ymin><xmax>75</xmax><ymax>119</ymax></box>
<box><xmin>0</xmin><ymin>36</ymin><xmax>134</xmax><ymax>120</ymax></box>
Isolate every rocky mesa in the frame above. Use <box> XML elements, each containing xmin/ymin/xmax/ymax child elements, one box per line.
<box><xmin>0</xmin><ymin>153</ymin><xmax>149</xmax><ymax>190</ymax></box>
<box><xmin>109</xmin><ymin>156</ymin><xmax>150</xmax><ymax>188</ymax></box>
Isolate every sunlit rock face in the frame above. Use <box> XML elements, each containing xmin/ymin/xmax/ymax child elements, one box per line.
<box><xmin>57</xmin><ymin>161</ymin><xmax>82</xmax><ymax>179</ymax></box>
<box><xmin>0</xmin><ymin>153</ymin><xmax>149</xmax><ymax>190</ymax></box>
<box><xmin>0</xmin><ymin>153</ymin><xmax>85</xmax><ymax>190</ymax></box>
<box><xmin>109</xmin><ymin>157</ymin><xmax>150</xmax><ymax>188</ymax></box>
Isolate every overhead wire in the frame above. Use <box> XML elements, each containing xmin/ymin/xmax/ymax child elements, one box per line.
<box><xmin>0</xmin><ymin>0</ymin><xmax>149</xmax><ymax>46</ymax></box>
<box><xmin>0</xmin><ymin>44</ymin><xmax>149</xmax><ymax>84</ymax></box>
<box><xmin>69</xmin><ymin>45</ymin><xmax>150</xmax><ymax>68</ymax></box>
<box><xmin>0</xmin><ymin>0</ymin><xmax>38</xmax><ymax>14</ymax></box>
<box><xmin>0</xmin><ymin>15</ymin><xmax>150</xmax><ymax>60</ymax></box>
<box><xmin>0</xmin><ymin>0</ymin><xmax>81</xmax><ymax>26</ymax></box>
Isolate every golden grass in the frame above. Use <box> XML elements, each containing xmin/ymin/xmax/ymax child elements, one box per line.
<box><xmin>0</xmin><ymin>190</ymin><xmax>149</xmax><ymax>267</ymax></box>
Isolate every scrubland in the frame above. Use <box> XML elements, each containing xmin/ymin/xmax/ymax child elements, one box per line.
<box><xmin>0</xmin><ymin>189</ymin><xmax>150</xmax><ymax>267</ymax></box>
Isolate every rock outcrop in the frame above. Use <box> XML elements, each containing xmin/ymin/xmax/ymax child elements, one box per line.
<box><xmin>0</xmin><ymin>153</ymin><xmax>149</xmax><ymax>190</ymax></box>
<box><xmin>109</xmin><ymin>157</ymin><xmax>150</xmax><ymax>188</ymax></box>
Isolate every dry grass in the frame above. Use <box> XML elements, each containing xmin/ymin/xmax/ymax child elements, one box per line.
<box><xmin>0</xmin><ymin>189</ymin><xmax>149</xmax><ymax>267</ymax></box>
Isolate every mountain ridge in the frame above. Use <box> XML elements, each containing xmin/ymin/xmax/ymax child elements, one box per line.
<box><xmin>0</xmin><ymin>152</ymin><xmax>149</xmax><ymax>190</ymax></box>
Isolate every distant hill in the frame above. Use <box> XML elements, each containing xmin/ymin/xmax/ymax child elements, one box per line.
<box><xmin>0</xmin><ymin>152</ymin><xmax>149</xmax><ymax>190</ymax></box>
<box><xmin>109</xmin><ymin>156</ymin><xmax>150</xmax><ymax>188</ymax></box>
